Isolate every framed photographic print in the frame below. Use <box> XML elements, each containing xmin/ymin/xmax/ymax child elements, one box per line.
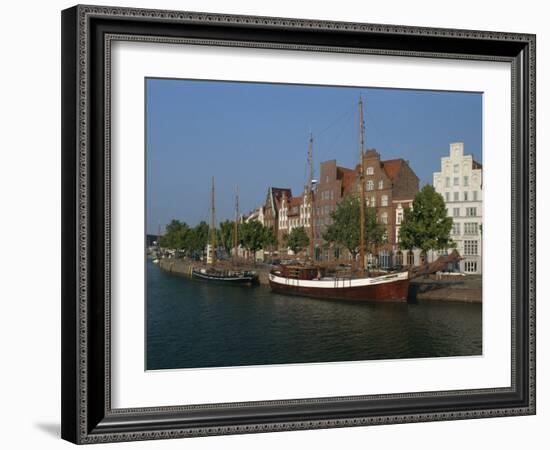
<box><xmin>61</xmin><ymin>4</ymin><xmax>536</xmax><ymax>444</ymax></box>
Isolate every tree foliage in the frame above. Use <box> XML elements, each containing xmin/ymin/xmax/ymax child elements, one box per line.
<box><xmin>283</xmin><ymin>226</ymin><xmax>310</xmax><ymax>255</ymax></box>
<box><xmin>159</xmin><ymin>219</ymin><xmax>209</xmax><ymax>256</ymax></box>
<box><xmin>262</xmin><ymin>226</ymin><xmax>278</xmax><ymax>250</ymax></box>
<box><xmin>322</xmin><ymin>195</ymin><xmax>385</xmax><ymax>257</ymax></box>
<box><xmin>398</xmin><ymin>184</ymin><xmax>454</xmax><ymax>255</ymax></box>
<box><xmin>159</xmin><ymin>220</ymin><xmax>190</xmax><ymax>250</ymax></box>
<box><xmin>239</xmin><ymin>220</ymin><xmax>267</xmax><ymax>258</ymax></box>
<box><xmin>219</xmin><ymin>219</ymin><xmax>238</xmax><ymax>254</ymax></box>
<box><xmin>191</xmin><ymin>221</ymin><xmax>209</xmax><ymax>255</ymax></box>
<box><xmin>237</xmin><ymin>220</ymin><xmax>278</xmax><ymax>260</ymax></box>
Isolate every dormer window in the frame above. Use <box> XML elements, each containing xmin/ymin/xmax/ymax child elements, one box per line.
<box><xmin>366</xmin><ymin>166</ymin><xmax>374</xmax><ymax>175</ymax></box>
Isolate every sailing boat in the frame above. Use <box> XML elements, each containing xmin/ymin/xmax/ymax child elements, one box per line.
<box><xmin>268</xmin><ymin>97</ymin><xmax>411</xmax><ymax>302</ymax></box>
<box><xmin>192</xmin><ymin>177</ymin><xmax>259</xmax><ymax>285</ymax></box>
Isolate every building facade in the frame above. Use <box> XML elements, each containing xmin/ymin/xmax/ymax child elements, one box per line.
<box><xmin>262</xmin><ymin>187</ymin><xmax>292</xmax><ymax>240</ymax></box>
<box><xmin>433</xmin><ymin>142</ymin><xmax>483</xmax><ymax>274</ymax></box>
<box><xmin>357</xmin><ymin>150</ymin><xmax>419</xmax><ymax>268</ymax></box>
<box><xmin>312</xmin><ymin>160</ymin><xmax>356</xmax><ymax>260</ymax></box>
<box><xmin>254</xmin><ymin>152</ymin><xmax>420</xmax><ymax>266</ymax></box>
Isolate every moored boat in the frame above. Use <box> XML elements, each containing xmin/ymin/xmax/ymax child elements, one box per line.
<box><xmin>192</xmin><ymin>267</ymin><xmax>259</xmax><ymax>284</ymax></box>
<box><xmin>191</xmin><ymin>177</ymin><xmax>259</xmax><ymax>286</ymax></box>
<box><xmin>269</xmin><ymin>265</ymin><xmax>409</xmax><ymax>302</ymax></box>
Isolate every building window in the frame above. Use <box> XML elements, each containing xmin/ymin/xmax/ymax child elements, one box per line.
<box><xmin>330</xmin><ymin>190</ymin><xmax>334</xmax><ymax>200</ymax></box>
<box><xmin>366</xmin><ymin>180</ymin><xmax>374</xmax><ymax>191</ymax></box>
<box><xmin>464</xmin><ymin>176</ymin><xmax>469</xmax><ymax>186</ymax></box>
<box><xmin>453</xmin><ymin>207</ymin><xmax>460</xmax><ymax>217</ymax></box>
<box><xmin>326</xmin><ymin>175</ymin><xmax>329</xmax><ymax>183</ymax></box>
<box><xmin>407</xmin><ymin>251</ymin><xmax>415</xmax><ymax>266</ymax></box>
<box><xmin>466</xmin><ymin>207</ymin><xmax>477</xmax><ymax>217</ymax></box>
<box><xmin>396</xmin><ymin>210</ymin><xmax>403</xmax><ymax>224</ymax></box>
<box><xmin>464</xmin><ymin>191</ymin><xmax>469</xmax><ymax>201</ymax></box>
<box><xmin>445</xmin><ymin>177</ymin><xmax>450</xmax><ymax>187</ymax></box>
<box><xmin>464</xmin><ymin>240</ymin><xmax>478</xmax><ymax>256</ymax></box>
<box><xmin>465</xmin><ymin>261</ymin><xmax>478</xmax><ymax>273</ymax></box>
<box><xmin>378</xmin><ymin>180</ymin><xmax>384</xmax><ymax>189</ymax></box>
<box><xmin>379</xmin><ymin>250</ymin><xmax>391</xmax><ymax>269</ymax></box>
<box><xmin>453</xmin><ymin>192</ymin><xmax>459</xmax><ymax>201</ymax></box>
<box><xmin>454</xmin><ymin>164</ymin><xmax>459</xmax><ymax>174</ymax></box>
<box><xmin>381</xmin><ymin>212</ymin><xmax>388</xmax><ymax>224</ymax></box>
<box><xmin>452</xmin><ymin>223</ymin><xmax>461</xmax><ymax>235</ymax></box>
<box><xmin>453</xmin><ymin>177</ymin><xmax>459</xmax><ymax>186</ymax></box>
<box><xmin>371</xmin><ymin>196</ymin><xmax>376</xmax><ymax>207</ymax></box>
<box><xmin>464</xmin><ymin>222</ymin><xmax>478</xmax><ymax>235</ymax></box>
<box><xmin>366</xmin><ymin>166</ymin><xmax>374</xmax><ymax>175</ymax></box>
<box><xmin>445</xmin><ymin>192</ymin><xmax>450</xmax><ymax>202</ymax></box>
<box><xmin>473</xmin><ymin>191</ymin><xmax>478</xmax><ymax>201</ymax></box>
<box><xmin>395</xmin><ymin>251</ymin><xmax>403</xmax><ymax>265</ymax></box>
<box><xmin>381</xmin><ymin>195</ymin><xmax>388</xmax><ymax>206</ymax></box>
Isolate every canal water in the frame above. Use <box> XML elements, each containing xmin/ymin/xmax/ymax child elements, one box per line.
<box><xmin>146</xmin><ymin>260</ymin><xmax>482</xmax><ymax>370</ymax></box>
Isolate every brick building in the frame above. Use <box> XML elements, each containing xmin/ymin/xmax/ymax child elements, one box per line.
<box><xmin>356</xmin><ymin>149</ymin><xmax>419</xmax><ymax>268</ymax></box>
<box><xmin>278</xmin><ymin>193</ymin><xmax>300</xmax><ymax>240</ymax></box>
<box><xmin>262</xmin><ymin>187</ymin><xmax>292</xmax><ymax>240</ymax></box>
<box><xmin>256</xmin><ymin>152</ymin><xmax>419</xmax><ymax>266</ymax></box>
<box><xmin>312</xmin><ymin>160</ymin><xmax>356</xmax><ymax>260</ymax></box>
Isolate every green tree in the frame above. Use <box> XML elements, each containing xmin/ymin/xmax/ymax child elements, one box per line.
<box><xmin>364</xmin><ymin>206</ymin><xmax>386</xmax><ymax>253</ymax></box>
<box><xmin>262</xmin><ymin>226</ymin><xmax>278</xmax><ymax>251</ymax></box>
<box><xmin>283</xmin><ymin>227</ymin><xmax>310</xmax><ymax>255</ymax></box>
<box><xmin>187</xmin><ymin>221</ymin><xmax>209</xmax><ymax>256</ymax></box>
<box><xmin>323</xmin><ymin>195</ymin><xmax>385</xmax><ymax>258</ymax></box>
<box><xmin>239</xmin><ymin>220</ymin><xmax>266</xmax><ymax>261</ymax></box>
<box><xmin>218</xmin><ymin>219</ymin><xmax>238</xmax><ymax>254</ymax></box>
<box><xmin>159</xmin><ymin>220</ymin><xmax>190</xmax><ymax>251</ymax></box>
<box><xmin>398</xmin><ymin>184</ymin><xmax>454</xmax><ymax>259</ymax></box>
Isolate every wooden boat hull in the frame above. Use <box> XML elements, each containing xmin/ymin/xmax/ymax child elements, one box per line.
<box><xmin>192</xmin><ymin>269</ymin><xmax>258</xmax><ymax>285</ymax></box>
<box><xmin>269</xmin><ymin>271</ymin><xmax>409</xmax><ymax>302</ymax></box>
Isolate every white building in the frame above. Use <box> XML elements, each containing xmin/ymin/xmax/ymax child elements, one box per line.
<box><xmin>278</xmin><ymin>190</ymin><xmax>313</xmax><ymax>255</ymax></box>
<box><xmin>433</xmin><ymin>142</ymin><xmax>483</xmax><ymax>274</ymax></box>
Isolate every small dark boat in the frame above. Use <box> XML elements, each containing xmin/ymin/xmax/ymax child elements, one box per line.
<box><xmin>192</xmin><ymin>177</ymin><xmax>258</xmax><ymax>285</ymax></box>
<box><xmin>192</xmin><ymin>267</ymin><xmax>258</xmax><ymax>285</ymax></box>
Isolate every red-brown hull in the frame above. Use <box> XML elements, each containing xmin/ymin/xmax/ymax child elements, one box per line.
<box><xmin>269</xmin><ymin>278</ymin><xmax>410</xmax><ymax>302</ymax></box>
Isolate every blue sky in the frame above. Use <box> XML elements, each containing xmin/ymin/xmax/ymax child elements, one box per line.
<box><xmin>146</xmin><ymin>78</ymin><xmax>482</xmax><ymax>234</ymax></box>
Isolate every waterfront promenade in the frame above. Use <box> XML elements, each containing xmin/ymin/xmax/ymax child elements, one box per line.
<box><xmin>157</xmin><ymin>258</ymin><xmax>482</xmax><ymax>303</ymax></box>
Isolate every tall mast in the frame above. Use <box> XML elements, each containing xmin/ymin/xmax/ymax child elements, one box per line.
<box><xmin>233</xmin><ymin>185</ymin><xmax>239</xmax><ymax>258</ymax></box>
<box><xmin>207</xmin><ymin>176</ymin><xmax>217</xmax><ymax>265</ymax></box>
<box><xmin>359</xmin><ymin>96</ymin><xmax>366</xmax><ymax>271</ymax></box>
<box><xmin>156</xmin><ymin>223</ymin><xmax>161</xmax><ymax>250</ymax></box>
<box><xmin>308</xmin><ymin>133</ymin><xmax>315</xmax><ymax>260</ymax></box>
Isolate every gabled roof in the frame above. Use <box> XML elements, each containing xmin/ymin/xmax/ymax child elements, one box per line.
<box><xmin>267</xmin><ymin>187</ymin><xmax>292</xmax><ymax>213</ymax></box>
<box><xmin>381</xmin><ymin>159</ymin><xmax>402</xmax><ymax>181</ymax></box>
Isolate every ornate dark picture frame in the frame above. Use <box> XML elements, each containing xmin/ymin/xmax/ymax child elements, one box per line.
<box><xmin>61</xmin><ymin>4</ymin><xmax>536</xmax><ymax>444</ymax></box>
